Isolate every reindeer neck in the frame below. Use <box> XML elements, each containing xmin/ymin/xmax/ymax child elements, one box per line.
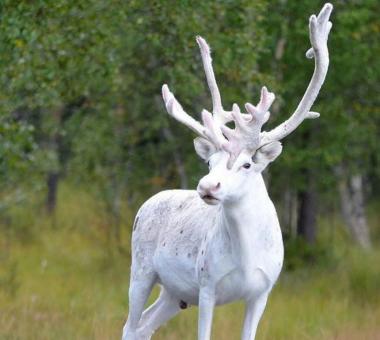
<box><xmin>220</xmin><ymin>175</ymin><xmax>274</xmax><ymax>270</ymax></box>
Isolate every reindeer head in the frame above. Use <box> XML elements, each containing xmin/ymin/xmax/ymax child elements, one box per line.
<box><xmin>162</xmin><ymin>4</ymin><xmax>333</xmax><ymax>205</ymax></box>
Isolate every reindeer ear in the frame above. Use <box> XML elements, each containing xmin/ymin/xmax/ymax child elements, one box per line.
<box><xmin>194</xmin><ymin>137</ymin><xmax>217</xmax><ymax>160</ymax></box>
<box><xmin>252</xmin><ymin>141</ymin><xmax>282</xmax><ymax>170</ymax></box>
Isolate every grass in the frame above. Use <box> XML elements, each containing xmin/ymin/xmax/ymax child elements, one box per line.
<box><xmin>0</xmin><ymin>184</ymin><xmax>380</xmax><ymax>339</ymax></box>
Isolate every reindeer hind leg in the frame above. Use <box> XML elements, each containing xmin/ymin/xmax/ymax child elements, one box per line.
<box><xmin>136</xmin><ymin>286</ymin><xmax>182</xmax><ymax>339</ymax></box>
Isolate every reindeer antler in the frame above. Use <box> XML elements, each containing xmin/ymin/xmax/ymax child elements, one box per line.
<box><xmin>162</xmin><ymin>35</ymin><xmax>270</xmax><ymax>153</ymax></box>
<box><xmin>162</xmin><ymin>84</ymin><xmax>226</xmax><ymax>148</ymax></box>
<box><xmin>221</xmin><ymin>87</ymin><xmax>275</xmax><ymax>161</ymax></box>
<box><xmin>195</xmin><ymin>36</ymin><xmax>233</xmax><ymax>126</ymax></box>
<box><xmin>162</xmin><ymin>36</ymin><xmax>232</xmax><ymax>149</ymax></box>
<box><xmin>162</xmin><ymin>3</ymin><xmax>333</xmax><ymax>163</ymax></box>
<box><xmin>261</xmin><ymin>3</ymin><xmax>333</xmax><ymax>145</ymax></box>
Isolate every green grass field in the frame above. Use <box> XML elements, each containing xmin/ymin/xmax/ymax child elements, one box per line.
<box><xmin>1</xmin><ymin>185</ymin><xmax>380</xmax><ymax>339</ymax></box>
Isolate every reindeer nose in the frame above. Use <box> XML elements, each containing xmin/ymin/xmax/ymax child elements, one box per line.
<box><xmin>197</xmin><ymin>178</ymin><xmax>221</xmax><ymax>194</ymax></box>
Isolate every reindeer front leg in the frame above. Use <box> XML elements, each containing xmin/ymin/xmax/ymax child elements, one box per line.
<box><xmin>198</xmin><ymin>287</ymin><xmax>216</xmax><ymax>340</ymax></box>
<box><xmin>241</xmin><ymin>291</ymin><xmax>269</xmax><ymax>340</ymax></box>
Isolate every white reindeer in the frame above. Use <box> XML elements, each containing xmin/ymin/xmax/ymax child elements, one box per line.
<box><xmin>123</xmin><ymin>3</ymin><xmax>333</xmax><ymax>339</ymax></box>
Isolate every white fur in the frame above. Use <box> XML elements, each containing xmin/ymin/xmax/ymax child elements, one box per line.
<box><xmin>123</xmin><ymin>149</ymin><xmax>283</xmax><ymax>340</ymax></box>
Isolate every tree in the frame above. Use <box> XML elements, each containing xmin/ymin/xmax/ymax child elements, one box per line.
<box><xmin>319</xmin><ymin>0</ymin><xmax>380</xmax><ymax>248</ymax></box>
<box><xmin>1</xmin><ymin>1</ymin><xmax>270</xmax><ymax>244</ymax></box>
<box><xmin>261</xmin><ymin>1</ymin><xmax>379</xmax><ymax>248</ymax></box>
<box><xmin>0</xmin><ymin>0</ymin><xmax>126</xmax><ymax>213</ymax></box>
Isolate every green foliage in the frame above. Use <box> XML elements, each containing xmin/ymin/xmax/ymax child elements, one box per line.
<box><xmin>321</xmin><ymin>0</ymin><xmax>380</xmax><ymax>173</ymax></box>
<box><xmin>261</xmin><ymin>0</ymin><xmax>380</xmax><ymax>198</ymax></box>
<box><xmin>283</xmin><ymin>237</ymin><xmax>338</xmax><ymax>271</ymax></box>
<box><xmin>346</xmin><ymin>249</ymin><xmax>380</xmax><ymax>304</ymax></box>
<box><xmin>0</xmin><ymin>0</ymin><xmax>125</xmax><ymax>108</ymax></box>
<box><xmin>0</xmin><ymin>118</ymin><xmax>36</xmax><ymax>184</ymax></box>
<box><xmin>1</xmin><ymin>0</ymin><xmax>379</xmax><ymax>208</ymax></box>
<box><xmin>0</xmin><ymin>0</ymin><xmax>277</xmax><ymax>218</ymax></box>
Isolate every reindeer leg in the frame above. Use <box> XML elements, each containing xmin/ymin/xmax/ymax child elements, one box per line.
<box><xmin>122</xmin><ymin>274</ymin><xmax>156</xmax><ymax>340</ymax></box>
<box><xmin>136</xmin><ymin>287</ymin><xmax>181</xmax><ymax>339</ymax></box>
<box><xmin>198</xmin><ymin>287</ymin><xmax>216</xmax><ymax>340</ymax></box>
<box><xmin>241</xmin><ymin>291</ymin><xmax>269</xmax><ymax>340</ymax></box>
<box><xmin>137</xmin><ymin>286</ymin><xmax>167</xmax><ymax>327</ymax></box>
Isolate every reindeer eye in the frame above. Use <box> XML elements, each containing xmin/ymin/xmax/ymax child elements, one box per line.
<box><xmin>207</xmin><ymin>160</ymin><xmax>211</xmax><ymax>168</ymax></box>
<box><xmin>243</xmin><ymin>163</ymin><xmax>251</xmax><ymax>169</ymax></box>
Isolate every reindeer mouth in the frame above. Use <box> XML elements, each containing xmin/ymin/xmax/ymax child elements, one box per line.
<box><xmin>201</xmin><ymin>194</ymin><xmax>220</xmax><ymax>205</ymax></box>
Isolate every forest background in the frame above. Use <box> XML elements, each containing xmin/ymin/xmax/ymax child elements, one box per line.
<box><xmin>0</xmin><ymin>1</ymin><xmax>379</xmax><ymax>339</ymax></box>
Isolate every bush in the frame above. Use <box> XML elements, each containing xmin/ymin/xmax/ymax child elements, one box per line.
<box><xmin>283</xmin><ymin>236</ymin><xmax>339</xmax><ymax>271</ymax></box>
<box><xmin>346</xmin><ymin>249</ymin><xmax>380</xmax><ymax>304</ymax></box>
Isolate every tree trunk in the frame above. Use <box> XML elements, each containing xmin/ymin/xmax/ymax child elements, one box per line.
<box><xmin>297</xmin><ymin>189</ymin><xmax>317</xmax><ymax>244</ymax></box>
<box><xmin>281</xmin><ymin>188</ymin><xmax>298</xmax><ymax>238</ymax></box>
<box><xmin>45</xmin><ymin>107</ymin><xmax>64</xmax><ymax>214</ymax></box>
<box><xmin>297</xmin><ymin>172</ymin><xmax>317</xmax><ymax>244</ymax></box>
<box><xmin>162</xmin><ymin>127</ymin><xmax>188</xmax><ymax>189</ymax></box>
<box><xmin>337</xmin><ymin>172</ymin><xmax>371</xmax><ymax>249</ymax></box>
<box><xmin>46</xmin><ymin>172</ymin><xmax>60</xmax><ymax>214</ymax></box>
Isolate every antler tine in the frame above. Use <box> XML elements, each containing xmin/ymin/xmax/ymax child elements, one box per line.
<box><xmin>221</xmin><ymin>86</ymin><xmax>276</xmax><ymax>164</ymax></box>
<box><xmin>196</xmin><ymin>36</ymin><xmax>222</xmax><ymax>113</ymax></box>
<box><xmin>196</xmin><ymin>36</ymin><xmax>231</xmax><ymax>125</ymax></box>
<box><xmin>201</xmin><ymin>109</ymin><xmax>227</xmax><ymax>148</ymax></box>
<box><xmin>162</xmin><ymin>84</ymin><xmax>227</xmax><ymax>147</ymax></box>
<box><xmin>261</xmin><ymin>3</ymin><xmax>333</xmax><ymax>145</ymax></box>
<box><xmin>246</xmin><ymin>86</ymin><xmax>275</xmax><ymax>124</ymax></box>
<box><xmin>162</xmin><ymin>84</ymin><xmax>208</xmax><ymax>139</ymax></box>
